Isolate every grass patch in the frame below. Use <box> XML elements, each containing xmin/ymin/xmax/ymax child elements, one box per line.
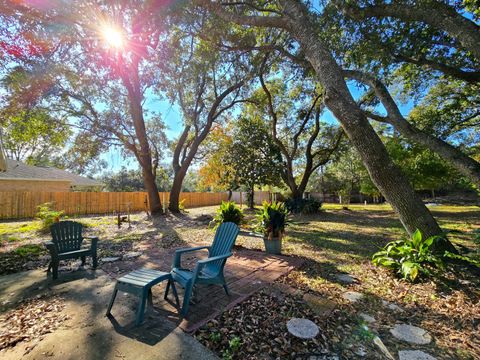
<box><xmin>13</xmin><ymin>244</ymin><xmax>45</xmax><ymax>257</ymax></box>
<box><xmin>0</xmin><ymin>221</ymin><xmax>42</xmax><ymax>236</ymax></box>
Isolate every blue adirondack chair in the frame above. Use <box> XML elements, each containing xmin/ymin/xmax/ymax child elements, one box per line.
<box><xmin>164</xmin><ymin>222</ymin><xmax>240</xmax><ymax>316</ymax></box>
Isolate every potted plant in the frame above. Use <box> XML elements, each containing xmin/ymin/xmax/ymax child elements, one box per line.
<box><xmin>214</xmin><ymin>201</ymin><xmax>244</xmax><ymax>228</ymax></box>
<box><xmin>256</xmin><ymin>201</ymin><xmax>289</xmax><ymax>255</ymax></box>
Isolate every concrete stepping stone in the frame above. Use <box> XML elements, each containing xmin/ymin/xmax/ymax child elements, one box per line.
<box><xmin>398</xmin><ymin>350</ymin><xmax>437</xmax><ymax>360</ymax></box>
<box><xmin>101</xmin><ymin>257</ymin><xmax>121</xmax><ymax>263</ymax></box>
<box><xmin>359</xmin><ymin>313</ymin><xmax>376</xmax><ymax>323</ymax></box>
<box><xmin>287</xmin><ymin>318</ymin><xmax>319</xmax><ymax>339</ymax></box>
<box><xmin>390</xmin><ymin>324</ymin><xmax>432</xmax><ymax>345</ymax></box>
<box><xmin>342</xmin><ymin>291</ymin><xmax>364</xmax><ymax>302</ymax></box>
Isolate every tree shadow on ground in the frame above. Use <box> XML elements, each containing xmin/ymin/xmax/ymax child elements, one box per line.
<box><xmin>286</xmin><ymin>228</ymin><xmax>390</xmax><ymax>260</ymax></box>
<box><xmin>296</xmin><ymin>209</ymin><xmax>404</xmax><ymax>230</ymax></box>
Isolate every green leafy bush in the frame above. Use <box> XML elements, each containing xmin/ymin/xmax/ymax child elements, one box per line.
<box><xmin>285</xmin><ymin>198</ymin><xmax>322</xmax><ymax>214</ymax></box>
<box><xmin>255</xmin><ymin>201</ymin><xmax>289</xmax><ymax>238</ymax></box>
<box><xmin>35</xmin><ymin>202</ymin><xmax>64</xmax><ymax>233</ymax></box>
<box><xmin>214</xmin><ymin>201</ymin><xmax>244</xmax><ymax>226</ymax></box>
<box><xmin>372</xmin><ymin>229</ymin><xmax>445</xmax><ymax>281</ymax></box>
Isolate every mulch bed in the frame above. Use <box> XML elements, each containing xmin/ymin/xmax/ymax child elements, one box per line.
<box><xmin>194</xmin><ymin>288</ymin><xmax>381</xmax><ymax>360</ymax></box>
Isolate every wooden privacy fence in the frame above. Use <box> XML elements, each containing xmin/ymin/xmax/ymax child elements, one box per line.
<box><xmin>0</xmin><ymin>191</ymin><xmax>228</xmax><ymax>220</ymax></box>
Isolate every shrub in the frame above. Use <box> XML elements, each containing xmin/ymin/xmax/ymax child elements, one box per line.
<box><xmin>179</xmin><ymin>199</ymin><xmax>187</xmax><ymax>212</ymax></box>
<box><xmin>255</xmin><ymin>201</ymin><xmax>289</xmax><ymax>238</ymax></box>
<box><xmin>285</xmin><ymin>198</ymin><xmax>322</xmax><ymax>214</ymax></box>
<box><xmin>214</xmin><ymin>201</ymin><xmax>244</xmax><ymax>226</ymax></box>
<box><xmin>372</xmin><ymin>229</ymin><xmax>445</xmax><ymax>282</ymax></box>
<box><xmin>35</xmin><ymin>202</ymin><xmax>64</xmax><ymax>233</ymax></box>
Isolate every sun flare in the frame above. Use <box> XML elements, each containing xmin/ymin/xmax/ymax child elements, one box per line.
<box><xmin>101</xmin><ymin>26</ymin><xmax>124</xmax><ymax>49</ymax></box>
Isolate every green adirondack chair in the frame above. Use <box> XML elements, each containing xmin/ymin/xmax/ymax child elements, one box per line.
<box><xmin>165</xmin><ymin>222</ymin><xmax>240</xmax><ymax>316</ymax></box>
<box><xmin>45</xmin><ymin>221</ymin><xmax>98</xmax><ymax>279</ymax></box>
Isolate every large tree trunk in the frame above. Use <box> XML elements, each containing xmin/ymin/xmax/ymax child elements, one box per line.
<box><xmin>248</xmin><ymin>184</ymin><xmax>255</xmax><ymax>209</ymax></box>
<box><xmin>284</xmin><ymin>2</ymin><xmax>450</xmax><ymax>244</ymax></box>
<box><xmin>123</xmin><ymin>65</ymin><xmax>162</xmax><ymax>215</ymax></box>
<box><xmin>169</xmin><ymin>167</ymin><xmax>187</xmax><ymax>213</ymax></box>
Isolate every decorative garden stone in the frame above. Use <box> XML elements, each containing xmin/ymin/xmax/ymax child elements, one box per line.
<box><xmin>398</xmin><ymin>350</ymin><xmax>437</xmax><ymax>360</ymax></box>
<box><xmin>336</xmin><ymin>274</ymin><xmax>356</xmax><ymax>284</ymax></box>
<box><xmin>390</xmin><ymin>324</ymin><xmax>432</xmax><ymax>344</ymax></box>
<box><xmin>101</xmin><ymin>257</ymin><xmax>121</xmax><ymax>263</ymax></box>
<box><xmin>342</xmin><ymin>291</ymin><xmax>364</xmax><ymax>302</ymax></box>
<box><xmin>287</xmin><ymin>318</ymin><xmax>319</xmax><ymax>339</ymax></box>
<box><xmin>359</xmin><ymin>313</ymin><xmax>376</xmax><ymax>323</ymax></box>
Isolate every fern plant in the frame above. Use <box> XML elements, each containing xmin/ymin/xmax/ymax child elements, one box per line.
<box><xmin>214</xmin><ymin>201</ymin><xmax>244</xmax><ymax>226</ymax></box>
<box><xmin>372</xmin><ymin>229</ymin><xmax>445</xmax><ymax>282</ymax></box>
<box><xmin>35</xmin><ymin>202</ymin><xmax>64</xmax><ymax>233</ymax></box>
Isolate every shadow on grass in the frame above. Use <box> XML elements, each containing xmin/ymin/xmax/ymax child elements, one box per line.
<box><xmin>286</xmin><ymin>227</ymin><xmax>390</xmax><ymax>260</ymax></box>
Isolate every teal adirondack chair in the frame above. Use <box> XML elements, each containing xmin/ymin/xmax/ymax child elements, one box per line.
<box><xmin>165</xmin><ymin>222</ymin><xmax>239</xmax><ymax>316</ymax></box>
<box><xmin>46</xmin><ymin>221</ymin><xmax>98</xmax><ymax>279</ymax></box>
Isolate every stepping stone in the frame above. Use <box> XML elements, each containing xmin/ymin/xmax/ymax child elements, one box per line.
<box><xmin>336</xmin><ymin>274</ymin><xmax>356</xmax><ymax>284</ymax></box>
<box><xmin>359</xmin><ymin>313</ymin><xmax>376</xmax><ymax>323</ymax></box>
<box><xmin>382</xmin><ymin>300</ymin><xmax>404</xmax><ymax>312</ymax></box>
<box><xmin>342</xmin><ymin>291</ymin><xmax>364</xmax><ymax>302</ymax></box>
<box><xmin>101</xmin><ymin>257</ymin><xmax>121</xmax><ymax>263</ymax></box>
<box><xmin>123</xmin><ymin>252</ymin><xmax>142</xmax><ymax>260</ymax></box>
<box><xmin>390</xmin><ymin>324</ymin><xmax>432</xmax><ymax>345</ymax></box>
<box><xmin>303</xmin><ymin>293</ymin><xmax>336</xmax><ymax>316</ymax></box>
<box><xmin>399</xmin><ymin>350</ymin><xmax>437</xmax><ymax>360</ymax></box>
<box><xmin>287</xmin><ymin>318</ymin><xmax>319</xmax><ymax>339</ymax></box>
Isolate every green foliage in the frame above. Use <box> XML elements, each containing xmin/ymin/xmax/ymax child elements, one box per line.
<box><xmin>224</xmin><ymin>116</ymin><xmax>283</xmax><ymax>207</ymax></box>
<box><xmin>372</xmin><ymin>229</ymin><xmax>445</xmax><ymax>281</ymax></box>
<box><xmin>209</xmin><ymin>332</ymin><xmax>222</xmax><ymax>343</ymax></box>
<box><xmin>102</xmin><ymin>166</ymin><xmax>173</xmax><ymax>192</ymax></box>
<box><xmin>255</xmin><ymin>201</ymin><xmax>289</xmax><ymax>238</ymax></box>
<box><xmin>14</xmin><ymin>244</ymin><xmax>44</xmax><ymax>258</ymax></box>
<box><xmin>178</xmin><ymin>199</ymin><xmax>187</xmax><ymax>213</ymax></box>
<box><xmin>228</xmin><ymin>336</ymin><xmax>241</xmax><ymax>352</ymax></box>
<box><xmin>0</xmin><ymin>67</ymin><xmax>71</xmax><ymax>165</ymax></box>
<box><xmin>473</xmin><ymin>229</ymin><xmax>480</xmax><ymax>254</ymax></box>
<box><xmin>35</xmin><ymin>202</ymin><xmax>64</xmax><ymax>233</ymax></box>
<box><xmin>214</xmin><ymin>201</ymin><xmax>244</xmax><ymax>227</ymax></box>
<box><xmin>221</xmin><ymin>336</ymin><xmax>242</xmax><ymax>360</ymax></box>
<box><xmin>285</xmin><ymin>198</ymin><xmax>322</xmax><ymax>214</ymax></box>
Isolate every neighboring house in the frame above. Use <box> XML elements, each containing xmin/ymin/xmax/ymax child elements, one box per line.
<box><xmin>0</xmin><ymin>159</ymin><xmax>103</xmax><ymax>192</ymax></box>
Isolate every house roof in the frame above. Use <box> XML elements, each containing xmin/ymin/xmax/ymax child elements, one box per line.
<box><xmin>0</xmin><ymin>159</ymin><xmax>102</xmax><ymax>187</ymax></box>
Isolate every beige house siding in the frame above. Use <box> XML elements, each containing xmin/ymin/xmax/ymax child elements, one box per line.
<box><xmin>0</xmin><ymin>179</ymin><xmax>71</xmax><ymax>192</ymax></box>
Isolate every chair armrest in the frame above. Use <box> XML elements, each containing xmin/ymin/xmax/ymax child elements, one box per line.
<box><xmin>173</xmin><ymin>246</ymin><xmax>210</xmax><ymax>268</ymax></box>
<box><xmin>44</xmin><ymin>241</ymin><xmax>58</xmax><ymax>257</ymax></box>
<box><xmin>197</xmin><ymin>253</ymin><xmax>232</xmax><ymax>265</ymax></box>
<box><xmin>85</xmin><ymin>236</ymin><xmax>99</xmax><ymax>251</ymax></box>
<box><xmin>193</xmin><ymin>253</ymin><xmax>233</xmax><ymax>276</ymax></box>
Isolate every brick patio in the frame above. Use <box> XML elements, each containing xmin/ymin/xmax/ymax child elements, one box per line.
<box><xmin>101</xmin><ymin>245</ymin><xmax>304</xmax><ymax>333</ymax></box>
